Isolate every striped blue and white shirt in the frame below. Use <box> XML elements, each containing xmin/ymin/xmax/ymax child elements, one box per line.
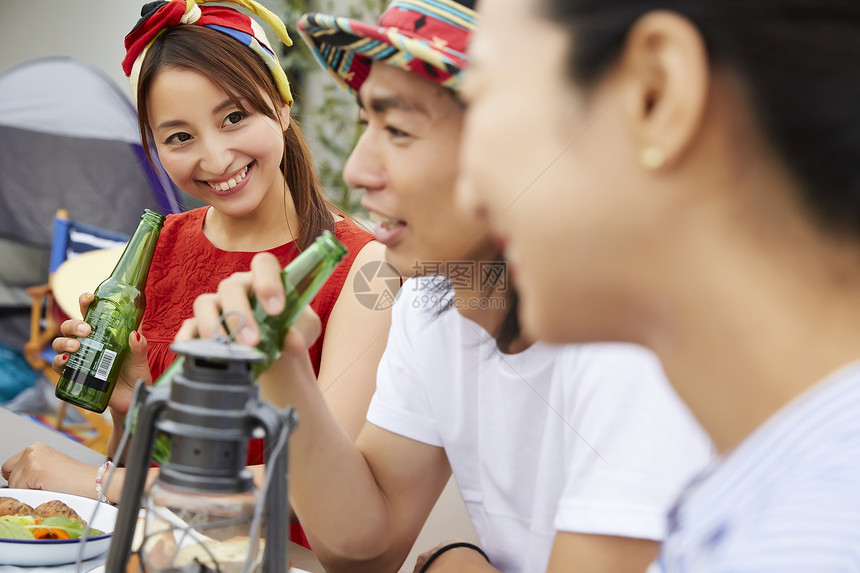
<box><xmin>656</xmin><ymin>361</ymin><xmax>860</xmax><ymax>572</ymax></box>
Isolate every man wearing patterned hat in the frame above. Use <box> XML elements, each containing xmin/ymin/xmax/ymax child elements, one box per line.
<box><xmin>181</xmin><ymin>0</ymin><xmax>712</xmax><ymax>571</ymax></box>
<box><xmin>294</xmin><ymin>1</ymin><xmax>711</xmax><ymax>571</ymax></box>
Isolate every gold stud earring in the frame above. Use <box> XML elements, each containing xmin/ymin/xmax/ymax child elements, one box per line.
<box><xmin>640</xmin><ymin>146</ymin><xmax>667</xmax><ymax>170</ymax></box>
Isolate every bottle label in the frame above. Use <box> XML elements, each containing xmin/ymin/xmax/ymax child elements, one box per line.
<box><xmin>66</xmin><ymin>337</ymin><xmax>116</xmax><ymax>391</ymax></box>
<box><xmin>94</xmin><ymin>348</ymin><xmax>118</xmax><ymax>381</ymax></box>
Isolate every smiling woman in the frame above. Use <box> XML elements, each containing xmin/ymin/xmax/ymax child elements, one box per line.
<box><xmin>145</xmin><ymin>64</ymin><xmax>291</xmax><ymax>229</ymax></box>
<box><xmin>1</xmin><ymin>0</ymin><xmax>392</xmax><ymax>553</ymax></box>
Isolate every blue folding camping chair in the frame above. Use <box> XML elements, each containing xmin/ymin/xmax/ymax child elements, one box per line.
<box><xmin>23</xmin><ymin>209</ymin><xmax>130</xmax><ymax>454</ymax></box>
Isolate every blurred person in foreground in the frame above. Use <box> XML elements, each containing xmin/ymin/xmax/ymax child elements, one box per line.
<box><xmin>176</xmin><ymin>1</ymin><xmax>713</xmax><ymax>571</ymax></box>
<box><xmin>458</xmin><ymin>0</ymin><xmax>860</xmax><ymax>570</ymax></box>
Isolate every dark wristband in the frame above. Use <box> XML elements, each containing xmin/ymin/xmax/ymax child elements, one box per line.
<box><xmin>418</xmin><ymin>542</ymin><xmax>491</xmax><ymax>573</ymax></box>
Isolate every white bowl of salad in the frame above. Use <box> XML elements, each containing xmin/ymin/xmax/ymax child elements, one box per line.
<box><xmin>0</xmin><ymin>488</ymin><xmax>118</xmax><ymax>566</ymax></box>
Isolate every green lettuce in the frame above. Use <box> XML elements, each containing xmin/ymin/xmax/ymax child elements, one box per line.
<box><xmin>0</xmin><ymin>514</ymin><xmax>104</xmax><ymax>540</ymax></box>
<box><xmin>37</xmin><ymin>515</ymin><xmax>105</xmax><ymax>539</ymax></box>
<box><xmin>0</xmin><ymin>516</ymin><xmax>36</xmax><ymax>540</ymax></box>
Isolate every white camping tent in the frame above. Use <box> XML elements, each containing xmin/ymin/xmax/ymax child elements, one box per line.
<box><xmin>0</xmin><ymin>57</ymin><xmax>186</xmax><ymax>347</ymax></box>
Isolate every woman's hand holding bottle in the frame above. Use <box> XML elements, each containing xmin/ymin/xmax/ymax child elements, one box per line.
<box><xmin>51</xmin><ymin>292</ymin><xmax>152</xmax><ymax>417</ymax></box>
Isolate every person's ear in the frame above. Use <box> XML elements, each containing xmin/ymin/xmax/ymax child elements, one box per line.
<box><xmin>279</xmin><ymin>99</ymin><xmax>292</xmax><ymax>132</ymax></box>
<box><xmin>618</xmin><ymin>11</ymin><xmax>709</xmax><ymax>170</ymax></box>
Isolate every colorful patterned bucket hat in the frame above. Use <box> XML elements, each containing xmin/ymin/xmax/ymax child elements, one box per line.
<box><xmin>297</xmin><ymin>0</ymin><xmax>477</xmax><ymax>94</ymax></box>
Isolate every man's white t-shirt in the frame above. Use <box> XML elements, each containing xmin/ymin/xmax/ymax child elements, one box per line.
<box><xmin>367</xmin><ymin>278</ymin><xmax>714</xmax><ymax>573</ymax></box>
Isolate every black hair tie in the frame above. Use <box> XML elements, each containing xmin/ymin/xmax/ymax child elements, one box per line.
<box><xmin>417</xmin><ymin>542</ymin><xmax>491</xmax><ymax>573</ymax></box>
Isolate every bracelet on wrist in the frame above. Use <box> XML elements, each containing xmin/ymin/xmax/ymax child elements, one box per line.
<box><xmin>418</xmin><ymin>542</ymin><xmax>490</xmax><ymax>573</ymax></box>
<box><xmin>95</xmin><ymin>458</ymin><xmax>114</xmax><ymax>500</ymax></box>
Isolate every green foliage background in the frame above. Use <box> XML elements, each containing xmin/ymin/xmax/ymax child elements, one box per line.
<box><xmin>270</xmin><ymin>0</ymin><xmax>387</xmax><ymax>215</ymax></box>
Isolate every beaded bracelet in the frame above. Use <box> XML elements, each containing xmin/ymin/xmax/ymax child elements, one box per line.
<box><xmin>417</xmin><ymin>542</ymin><xmax>491</xmax><ymax>573</ymax></box>
<box><xmin>95</xmin><ymin>459</ymin><xmax>114</xmax><ymax>500</ymax></box>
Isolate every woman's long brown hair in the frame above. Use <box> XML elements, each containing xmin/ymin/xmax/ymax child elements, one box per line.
<box><xmin>136</xmin><ymin>25</ymin><xmax>341</xmax><ymax>250</ymax></box>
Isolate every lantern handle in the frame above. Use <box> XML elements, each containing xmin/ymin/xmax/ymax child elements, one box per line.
<box><xmin>218</xmin><ymin>309</ymin><xmax>249</xmax><ymax>344</ymax></box>
<box><xmin>104</xmin><ymin>382</ymin><xmax>171</xmax><ymax>571</ymax></box>
<box><xmin>248</xmin><ymin>400</ymin><xmax>298</xmax><ymax>572</ymax></box>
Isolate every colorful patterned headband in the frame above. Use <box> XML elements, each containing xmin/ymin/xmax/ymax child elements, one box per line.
<box><xmin>297</xmin><ymin>0</ymin><xmax>477</xmax><ymax>94</ymax></box>
<box><xmin>122</xmin><ymin>0</ymin><xmax>294</xmax><ymax>105</ymax></box>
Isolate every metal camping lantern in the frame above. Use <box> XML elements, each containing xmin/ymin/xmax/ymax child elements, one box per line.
<box><xmin>105</xmin><ymin>335</ymin><xmax>298</xmax><ymax>572</ymax></box>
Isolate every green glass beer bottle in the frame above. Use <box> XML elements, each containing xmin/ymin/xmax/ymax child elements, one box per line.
<box><xmin>143</xmin><ymin>230</ymin><xmax>348</xmax><ymax>463</ymax></box>
<box><xmin>56</xmin><ymin>209</ymin><xmax>165</xmax><ymax>413</ymax></box>
<box><xmin>248</xmin><ymin>229</ymin><xmax>348</xmax><ymax>377</ymax></box>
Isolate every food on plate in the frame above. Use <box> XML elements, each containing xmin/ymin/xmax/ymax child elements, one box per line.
<box><xmin>0</xmin><ymin>497</ymin><xmax>36</xmax><ymax>516</ymax></box>
<box><xmin>34</xmin><ymin>500</ymin><xmax>83</xmax><ymax>522</ymax></box>
<box><xmin>0</xmin><ymin>496</ymin><xmax>104</xmax><ymax>541</ymax></box>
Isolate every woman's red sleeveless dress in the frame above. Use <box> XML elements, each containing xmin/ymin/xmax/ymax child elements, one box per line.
<box><xmin>140</xmin><ymin>207</ymin><xmax>373</xmax><ymax>547</ymax></box>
